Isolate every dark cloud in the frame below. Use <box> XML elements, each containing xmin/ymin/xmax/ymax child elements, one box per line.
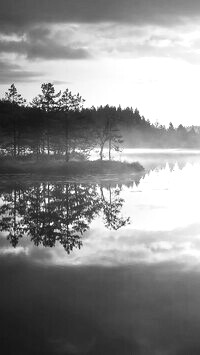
<box><xmin>0</xmin><ymin>61</ymin><xmax>42</xmax><ymax>84</ymax></box>
<box><xmin>1</xmin><ymin>0</ymin><xmax>200</xmax><ymax>33</ymax></box>
<box><xmin>0</xmin><ymin>25</ymin><xmax>90</xmax><ymax>60</ymax></box>
<box><xmin>0</xmin><ymin>39</ymin><xmax>90</xmax><ymax>60</ymax></box>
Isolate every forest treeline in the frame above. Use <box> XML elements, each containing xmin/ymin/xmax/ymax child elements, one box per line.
<box><xmin>0</xmin><ymin>83</ymin><xmax>199</xmax><ymax>160</ymax></box>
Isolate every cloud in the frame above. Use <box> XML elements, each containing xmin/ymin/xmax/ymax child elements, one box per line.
<box><xmin>1</xmin><ymin>0</ymin><xmax>200</xmax><ymax>91</ymax></box>
<box><xmin>0</xmin><ymin>60</ymin><xmax>42</xmax><ymax>84</ymax></box>
<box><xmin>1</xmin><ymin>0</ymin><xmax>200</xmax><ymax>33</ymax></box>
<box><xmin>1</xmin><ymin>2</ymin><xmax>200</xmax><ymax>63</ymax></box>
<box><xmin>0</xmin><ymin>40</ymin><xmax>90</xmax><ymax>60</ymax></box>
<box><xmin>68</xmin><ymin>22</ymin><xmax>200</xmax><ymax>63</ymax></box>
<box><xmin>1</xmin><ymin>22</ymin><xmax>196</xmax><ymax>64</ymax></box>
<box><xmin>0</xmin><ymin>26</ymin><xmax>90</xmax><ymax>60</ymax></box>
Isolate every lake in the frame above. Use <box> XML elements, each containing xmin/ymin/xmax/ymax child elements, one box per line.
<box><xmin>1</xmin><ymin>149</ymin><xmax>200</xmax><ymax>354</ymax></box>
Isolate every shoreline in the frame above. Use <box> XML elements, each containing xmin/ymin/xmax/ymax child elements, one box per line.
<box><xmin>0</xmin><ymin>159</ymin><xmax>144</xmax><ymax>176</ymax></box>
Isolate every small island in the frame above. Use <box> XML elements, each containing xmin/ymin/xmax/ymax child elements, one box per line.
<box><xmin>0</xmin><ymin>158</ymin><xmax>144</xmax><ymax>176</ymax></box>
<box><xmin>0</xmin><ymin>84</ymin><xmax>145</xmax><ymax>177</ymax></box>
<box><xmin>1</xmin><ymin>83</ymin><xmax>200</xmax><ymax>179</ymax></box>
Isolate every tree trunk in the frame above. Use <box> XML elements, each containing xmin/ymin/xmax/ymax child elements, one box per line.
<box><xmin>108</xmin><ymin>118</ymin><xmax>111</xmax><ymax>160</ymax></box>
<box><xmin>13</xmin><ymin>118</ymin><xmax>17</xmax><ymax>158</ymax></box>
<box><xmin>100</xmin><ymin>143</ymin><xmax>104</xmax><ymax>160</ymax></box>
<box><xmin>108</xmin><ymin>137</ymin><xmax>111</xmax><ymax>160</ymax></box>
<box><xmin>65</xmin><ymin>116</ymin><xmax>70</xmax><ymax>161</ymax></box>
<box><xmin>47</xmin><ymin>132</ymin><xmax>50</xmax><ymax>156</ymax></box>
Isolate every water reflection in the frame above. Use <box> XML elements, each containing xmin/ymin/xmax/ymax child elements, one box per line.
<box><xmin>0</xmin><ymin>181</ymin><xmax>132</xmax><ymax>253</ymax></box>
<box><xmin>121</xmin><ymin>148</ymin><xmax>200</xmax><ymax>170</ymax></box>
<box><xmin>2</xmin><ymin>157</ymin><xmax>200</xmax><ymax>354</ymax></box>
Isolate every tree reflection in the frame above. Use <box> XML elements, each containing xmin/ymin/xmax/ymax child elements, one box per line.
<box><xmin>100</xmin><ymin>185</ymin><xmax>130</xmax><ymax>230</ymax></box>
<box><xmin>0</xmin><ymin>189</ymin><xmax>25</xmax><ymax>247</ymax></box>
<box><xmin>0</xmin><ymin>181</ymin><xmax>131</xmax><ymax>253</ymax></box>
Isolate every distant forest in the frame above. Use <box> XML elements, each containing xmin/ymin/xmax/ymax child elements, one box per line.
<box><xmin>0</xmin><ymin>83</ymin><xmax>199</xmax><ymax>160</ymax></box>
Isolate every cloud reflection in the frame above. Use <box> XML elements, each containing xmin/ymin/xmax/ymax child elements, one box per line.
<box><xmin>36</xmin><ymin>222</ymin><xmax>200</xmax><ymax>269</ymax></box>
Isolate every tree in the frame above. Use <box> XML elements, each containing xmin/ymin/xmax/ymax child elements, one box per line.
<box><xmin>177</xmin><ymin>124</ymin><xmax>188</xmax><ymax>147</ymax></box>
<box><xmin>31</xmin><ymin>83</ymin><xmax>61</xmax><ymax>112</ymax></box>
<box><xmin>58</xmin><ymin>89</ymin><xmax>85</xmax><ymax>161</ymax></box>
<box><xmin>58</xmin><ymin>89</ymin><xmax>85</xmax><ymax>112</ymax></box>
<box><xmin>168</xmin><ymin>122</ymin><xmax>175</xmax><ymax>132</ymax></box>
<box><xmin>92</xmin><ymin>106</ymin><xmax>123</xmax><ymax>160</ymax></box>
<box><xmin>106</xmin><ymin>107</ymin><xmax>123</xmax><ymax>160</ymax></box>
<box><xmin>4</xmin><ymin>84</ymin><xmax>26</xmax><ymax>157</ymax></box>
<box><xmin>31</xmin><ymin>83</ymin><xmax>61</xmax><ymax>155</ymax></box>
<box><xmin>4</xmin><ymin>84</ymin><xmax>26</xmax><ymax>106</ymax></box>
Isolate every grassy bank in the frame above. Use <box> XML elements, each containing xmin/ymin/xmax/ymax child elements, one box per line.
<box><xmin>0</xmin><ymin>159</ymin><xmax>144</xmax><ymax>176</ymax></box>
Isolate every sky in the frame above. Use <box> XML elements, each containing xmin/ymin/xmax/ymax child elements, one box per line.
<box><xmin>1</xmin><ymin>1</ymin><xmax>200</xmax><ymax>126</ymax></box>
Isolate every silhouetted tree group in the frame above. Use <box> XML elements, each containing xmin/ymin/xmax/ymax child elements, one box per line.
<box><xmin>0</xmin><ymin>83</ymin><xmax>123</xmax><ymax>160</ymax></box>
<box><xmin>0</xmin><ymin>83</ymin><xmax>199</xmax><ymax>161</ymax></box>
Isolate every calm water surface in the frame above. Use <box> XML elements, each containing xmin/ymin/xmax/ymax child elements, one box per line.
<box><xmin>1</xmin><ymin>150</ymin><xmax>200</xmax><ymax>354</ymax></box>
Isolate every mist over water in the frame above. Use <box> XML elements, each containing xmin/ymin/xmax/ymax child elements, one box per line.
<box><xmin>1</xmin><ymin>149</ymin><xmax>200</xmax><ymax>354</ymax></box>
